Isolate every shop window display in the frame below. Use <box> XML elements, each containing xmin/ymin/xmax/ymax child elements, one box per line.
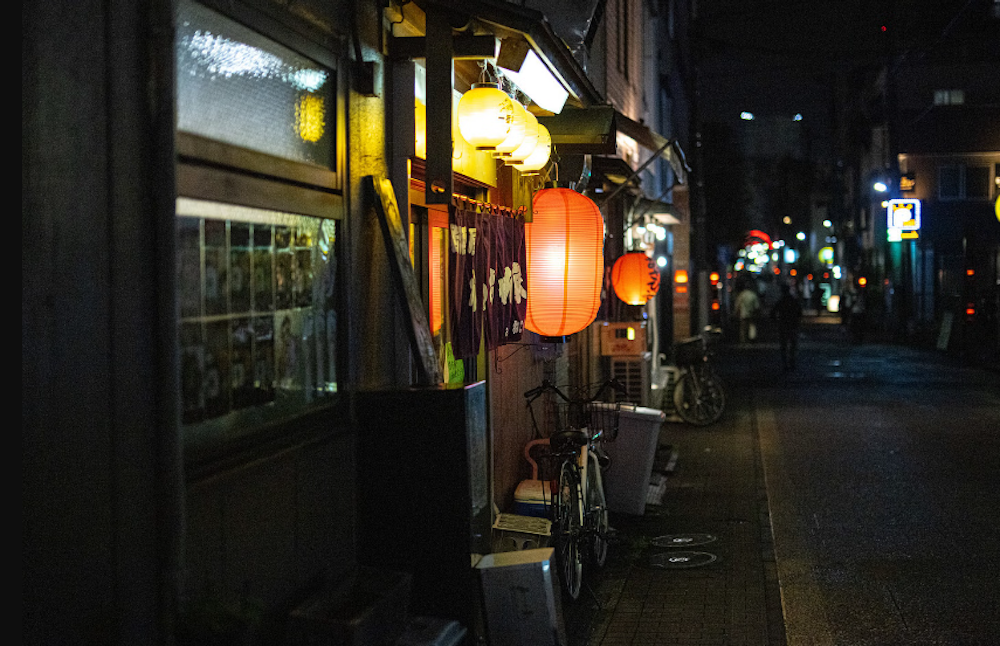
<box><xmin>178</xmin><ymin>198</ymin><xmax>337</xmax><ymax>427</ymax></box>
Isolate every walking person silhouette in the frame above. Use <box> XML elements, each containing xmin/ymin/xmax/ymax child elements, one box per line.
<box><xmin>772</xmin><ymin>283</ymin><xmax>803</xmax><ymax>370</ymax></box>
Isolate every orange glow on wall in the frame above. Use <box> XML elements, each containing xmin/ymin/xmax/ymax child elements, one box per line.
<box><xmin>611</xmin><ymin>252</ymin><xmax>660</xmax><ymax>305</ymax></box>
<box><xmin>427</xmin><ymin>209</ymin><xmax>449</xmax><ymax>335</ymax></box>
<box><xmin>525</xmin><ymin>188</ymin><xmax>604</xmax><ymax>337</ymax></box>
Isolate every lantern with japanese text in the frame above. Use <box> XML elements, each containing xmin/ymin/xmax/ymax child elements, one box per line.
<box><xmin>492</xmin><ymin>98</ymin><xmax>528</xmax><ymax>157</ymax></box>
<box><xmin>525</xmin><ymin>188</ymin><xmax>604</xmax><ymax>338</ymax></box>
<box><xmin>611</xmin><ymin>252</ymin><xmax>660</xmax><ymax>305</ymax></box>
<box><xmin>457</xmin><ymin>83</ymin><xmax>513</xmax><ymax>150</ymax></box>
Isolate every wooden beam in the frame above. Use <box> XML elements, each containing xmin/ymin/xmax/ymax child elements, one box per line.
<box><xmin>424</xmin><ymin>5</ymin><xmax>454</xmax><ymax>204</ymax></box>
<box><xmin>390</xmin><ymin>34</ymin><xmax>497</xmax><ymax>61</ymax></box>
<box><xmin>367</xmin><ymin>175</ymin><xmax>442</xmax><ymax>385</ymax></box>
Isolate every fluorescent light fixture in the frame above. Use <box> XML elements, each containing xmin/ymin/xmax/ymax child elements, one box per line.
<box><xmin>499</xmin><ymin>49</ymin><xmax>569</xmax><ymax>114</ymax></box>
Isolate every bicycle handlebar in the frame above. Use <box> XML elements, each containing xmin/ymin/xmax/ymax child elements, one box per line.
<box><xmin>524</xmin><ymin>378</ymin><xmax>628</xmax><ymax>405</ymax></box>
<box><xmin>523</xmin><ymin>380</ymin><xmax>570</xmax><ymax>404</ymax></box>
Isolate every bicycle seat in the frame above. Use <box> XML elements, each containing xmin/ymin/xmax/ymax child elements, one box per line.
<box><xmin>550</xmin><ymin>428</ymin><xmax>589</xmax><ymax>452</ymax></box>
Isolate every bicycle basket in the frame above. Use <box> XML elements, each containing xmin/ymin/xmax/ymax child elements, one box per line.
<box><xmin>674</xmin><ymin>337</ymin><xmax>704</xmax><ymax>366</ymax></box>
<box><xmin>584</xmin><ymin>401</ymin><xmax>622</xmax><ymax>443</ymax></box>
<box><xmin>551</xmin><ymin>401</ymin><xmax>620</xmax><ymax>442</ymax></box>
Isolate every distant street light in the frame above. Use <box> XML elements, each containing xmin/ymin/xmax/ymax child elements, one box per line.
<box><xmin>740</xmin><ymin>111</ymin><xmax>754</xmax><ymax>120</ymax></box>
<box><xmin>873</xmin><ymin>180</ymin><xmax>889</xmax><ymax>192</ymax></box>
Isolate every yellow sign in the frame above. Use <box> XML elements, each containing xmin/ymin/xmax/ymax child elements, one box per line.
<box><xmin>887</xmin><ymin>199</ymin><xmax>921</xmax><ymax>242</ymax></box>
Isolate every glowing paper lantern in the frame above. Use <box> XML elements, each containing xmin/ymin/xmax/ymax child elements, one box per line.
<box><xmin>457</xmin><ymin>83</ymin><xmax>513</xmax><ymax>150</ymax></box>
<box><xmin>525</xmin><ymin>188</ymin><xmax>605</xmax><ymax>337</ymax></box>
<box><xmin>505</xmin><ymin>110</ymin><xmax>538</xmax><ymax>163</ymax></box>
<box><xmin>511</xmin><ymin>124</ymin><xmax>551</xmax><ymax>175</ymax></box>
<box><xmin>492</xmin><ymin>99</ymin><xmax>527</xmax><ymax>157</ymax></box>
<box><xmin>611</xmin><ymin>252</ymin><xmax>660</xmax><ymax>305</ymax></box>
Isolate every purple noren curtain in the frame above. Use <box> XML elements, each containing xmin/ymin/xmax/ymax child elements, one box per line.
<box><xmin>449</xmin><ymin>205</ymin><xmax>526</xmax><ymax>359</ymax></box>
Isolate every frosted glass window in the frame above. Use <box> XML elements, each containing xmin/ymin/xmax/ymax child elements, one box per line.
<box><xmin>176</xmin><ymin>0</ymin><xmax>335</xmax><ymax>167</ymax></box>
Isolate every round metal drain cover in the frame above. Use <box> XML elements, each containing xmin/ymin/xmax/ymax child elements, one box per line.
<box><xmin>649</xmin><ymin>551</ymin><xmax>717</xmax><ymax>569</ymax></box>
<box><xmin>652</xmin><ymin>533</ymin><xmax>717</xmax><ymax>548</ymax></box>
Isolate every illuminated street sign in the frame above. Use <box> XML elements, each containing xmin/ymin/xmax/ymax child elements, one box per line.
<box><xmin>887</xmin><ymin>199</ymin><xmax>921</xmax><ymax>241</ymax></box>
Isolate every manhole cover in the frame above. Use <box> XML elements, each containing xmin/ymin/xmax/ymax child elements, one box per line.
<box><xmin>649</xmin><ymin>551</ymin><xmax>718</xmax><ymax>569</ymax></box>
<box><xmin>652</xmin><ymin>533</ymin><xmax>717</xmax><ymax>548</ymax></box>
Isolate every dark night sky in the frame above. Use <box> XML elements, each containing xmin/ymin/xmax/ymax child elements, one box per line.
<box><xmin>693</xmin><ymin>0</ymin><xmax>985</xmax><ymax>126</ymax></box>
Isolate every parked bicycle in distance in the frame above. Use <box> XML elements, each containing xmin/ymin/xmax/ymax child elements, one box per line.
<box><xmin>669</xmin><ymin>326</ymin><xmax>727</xmax><ymax>426</ymax></box>
<box><xmin>523</xmin><ymin>379</ymin><xmax>629</xmax><ymax>600</ymax></box>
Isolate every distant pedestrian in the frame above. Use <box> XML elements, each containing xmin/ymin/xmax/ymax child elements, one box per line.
<box><xmin>842</xmin><ymin>282</ymin><xmax>867</xmax><ymax>343</ymax></box>
<box><xmin>772</xmin><ymin>284</ymin><xmax>803</xmax><ymax>369</ymax></box>
<box><xmin>734</xmin><ymin>282</ymin><xmax>761</xmax><ymax>343</ymax></box>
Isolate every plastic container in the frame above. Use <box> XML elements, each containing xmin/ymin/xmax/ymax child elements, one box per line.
<box><xmin>599</xmin><ymin>404</ymin><xmax>666</xmax><ymax>515</ymax></box>
<box><xmin>476</xmin><ymin>548</ymin><xmax>566</xmax><ymax>646</ymax></box>
<box><xmin>513</xmin><ymin>479</ymin><xmax>550</xmax><ymax>518</ymax></box>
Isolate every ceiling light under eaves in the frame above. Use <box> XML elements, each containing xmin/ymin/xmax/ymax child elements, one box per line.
<box><xmin>499</xmin><ymin>49</ymin><xmax>569</xmax><ymax>114</ymax></box>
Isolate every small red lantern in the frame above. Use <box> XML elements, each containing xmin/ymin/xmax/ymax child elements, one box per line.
<box><xmin>611</xmin><ymin>252</ymin><xmax>660</xmax><ymax>305</ymax></box>
<box><xmin>525</xmin><ymin>188</ymin><xmax>604</xmax><ymax>337</ymax></box>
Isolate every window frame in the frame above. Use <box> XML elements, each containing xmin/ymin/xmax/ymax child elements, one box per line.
<box><xmin>174</xmin><ymin>0</ymin><xmax>348</xmax><ymax>467</ymax></box>
<box><xmin>937</xmin><ymin>163</ymin><xmax>992</xmax><ymax>202</ymax></box>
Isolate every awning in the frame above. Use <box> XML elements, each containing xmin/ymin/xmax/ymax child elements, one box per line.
<box><xmin>633</xmin><ymin>197</ymin><xmax>681</xmax><ymax>226</ymax></box>
<box><xmin>538</xmin><ymin>105</ymin><xmax>617</xmax><ymax>156</ymax></box>
<box><xmin>427</xmin><ymin>0</ymin><xmax>605</xmax><ymax>109</ymax></box>
<box><xmin>613</xmin><ymin>110</ymin><xmax>690</xmax><ymax>184</ymax></box>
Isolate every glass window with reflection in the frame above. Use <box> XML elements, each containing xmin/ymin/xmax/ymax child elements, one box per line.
<box><xmin>176</xmin><ymin>0</ymin><xmax>335</xmax><ymax>168</ymax></box>
<box><xmin>178</xmin><ymin>199</ymin><xmax>337</xmax><ymax>429</ymax></box>
<box><xmin>175</xmin><ymin>0</ymin><xmax>341</xmax><ymax>444</ymax></box>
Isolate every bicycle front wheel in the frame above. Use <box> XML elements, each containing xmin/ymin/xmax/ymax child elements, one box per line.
<box><xmin>552</xmin><ymin>461</ymin><xmax>584</xmax><ymax>600</ymax></box>
<box><xmin>673</xmin><ymin>365</ymin><xmax>726</xmax><ymax>426</ymax></box>
<box><xmin>585</xmin><ymin>456</ymin><xmax>610</xmax><ymax>568</ymax></box>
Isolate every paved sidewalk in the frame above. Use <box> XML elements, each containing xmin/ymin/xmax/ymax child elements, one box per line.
<box><xmin>562</xmin><ymin>342</ymin><xmax>788</xmax><ymax>646</ymax></box>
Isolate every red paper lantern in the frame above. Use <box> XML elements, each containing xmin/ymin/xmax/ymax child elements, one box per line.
<box><xmin>525</xmin><ymin>188</ymin><xmax>604</xmax><ymax>337</ymax></box>
<box><xmin>611</xmin><ymin>252</ymin><xmax>660</xmax><ymax>305</ymax></box>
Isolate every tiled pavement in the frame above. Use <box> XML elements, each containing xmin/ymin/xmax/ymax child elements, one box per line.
<box><xmin>561</xmin><ymin>341</ymin><xmax>788</xmax><ymax>646</ymax></box>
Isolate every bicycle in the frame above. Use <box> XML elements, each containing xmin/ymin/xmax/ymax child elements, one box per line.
<box><xmin>522</xmin><ymin>379</ymin><xmax>627</xmax><ymax>600</ymax></box>
<box><xmin>669</xmin><ymin>327</ymin><xmax>726</xmax><ymax>426</ymax></box>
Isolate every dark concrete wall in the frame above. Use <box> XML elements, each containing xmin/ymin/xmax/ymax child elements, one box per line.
<box><xmin>23</xmin><ymin>1</ymin><xmax>179</xmax><ymax>644</ymax></box>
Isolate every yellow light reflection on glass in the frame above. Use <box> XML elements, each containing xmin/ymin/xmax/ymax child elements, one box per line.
<box><xmin>296</xmin><ymin>94</ymin><xmax>326</xmax><ymax>143</ymax></box>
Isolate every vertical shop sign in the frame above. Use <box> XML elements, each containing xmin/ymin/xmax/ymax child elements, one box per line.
<box><xmin>369</xmin><ymin>175</ymin><xmax>442</xmax><ymax>385</ymax></box>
